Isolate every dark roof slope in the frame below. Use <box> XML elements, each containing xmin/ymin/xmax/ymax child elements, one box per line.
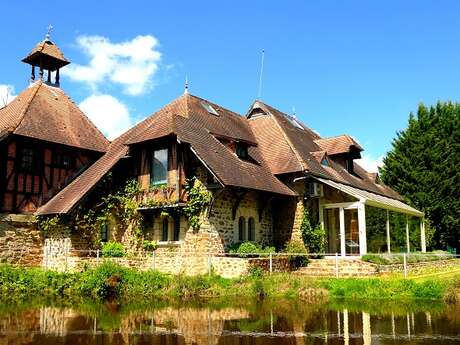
<box><xmin>37</xmin><ymin>93</ymin><xmax>295</xmax><ymax>215</ymax></box>
<box><xmin>0</xmin><ymin>81</ymin><xmax>109</xmax><ymax>152</ymax></box>
<box><xmin>247</xmin><ymin>100</ymin><xmax>402</xmax><ymax>200</ymax></box>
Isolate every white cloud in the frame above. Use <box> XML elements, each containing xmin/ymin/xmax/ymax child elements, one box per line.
<box><xmin>64</xmin><ymin>35</ymin><xmax>161</xmax><ymax>95</ymax></box>
<box><xmin>79</xmin><ymin>94</ymin><xmax>132</xmax><ymax>140</ymax></box>
<box><xmin>0</xmin><ymin>84</ymin><xmax>16</xmax><ymax>107</ymax></box>
<box><xmin>356</xmin><ymin>154</ymin><xmax>384</xmax><ymax>173</ymax></box>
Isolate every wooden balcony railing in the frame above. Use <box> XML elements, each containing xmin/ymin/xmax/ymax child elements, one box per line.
<box><xmin>135</xmin><ymin>185</ymin><xmax>188</xmax><ymax>208</ymax></box>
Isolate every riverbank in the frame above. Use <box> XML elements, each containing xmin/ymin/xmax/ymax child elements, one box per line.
<box><xmin>0</xmin><ymin>262</ymin><xmax>459</xmax><ymax>303</ymax></box>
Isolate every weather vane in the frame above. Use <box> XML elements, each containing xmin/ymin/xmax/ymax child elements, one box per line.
<box><xmin>45</xmin><ymin>24</ymin><xmax>53</xmax><ymax>41</ymax></box>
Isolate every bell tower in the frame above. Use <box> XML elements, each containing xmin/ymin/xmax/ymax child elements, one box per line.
<box><xmin>21</xmin><ymin>26</ymin><xmax>70</xmax><ymax>87</ymax></box>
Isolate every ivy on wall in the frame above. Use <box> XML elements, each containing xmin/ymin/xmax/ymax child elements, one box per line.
<box><xmin>182</xmin><ymin>177</ymin><xmax>212</xmax><ymax>231</ymax></box>
<box><xmin>37</xmin><ymin>176</ymin><xmax>214</xmax><ymax>248</ymax></box>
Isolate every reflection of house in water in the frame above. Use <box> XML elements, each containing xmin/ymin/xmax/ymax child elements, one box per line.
<box><xmin>0</xmin><ymin>305</ymin><xmax>457</xmax><ymax>344</ymax></box>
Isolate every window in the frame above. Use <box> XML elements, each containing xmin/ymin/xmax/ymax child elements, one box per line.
<box><xmin>248</xmin><ymin>217</ymin><xmax>255</xmax><ymax>241</ymax></box>
<box><xmin>201</xmin><ymin>101</ymin><xmax>219</xmax><ymax>116</ymax></box>
<box><xmin>173</xmin><ymin>216</ymin><xmax>180</xmax><ymax>241</ymax></box>
<box><xmin>151</xmin><ymin>149</ymin><xmax>168</xmax><ymax>186</ymax></box>
<box><xmin>100</xmin><ymin>223</ymin><xmax>109</xmax><ymax>242</ymax></box>
<box><xmin>20</xmin><ymin>148</ymin><xmax>34</xmax><ymax>172</ymax></box>
<box><xmin>321</xmin><ymin>157</ymin><xmax>329</xmax><ymax>167</ymax></box>
<box><xmin>285</xmin><ymin>115</ymin><xmax>304</xmax><ymax>129</ymax></box>
<box><xmin>236</xmin><ymin>143</ymin><xmax>249</xmax><ymax>159</ymax></box>
<box><xmin>346</xmin><ymin>159</ymin><xmax>354</xmax><ymax>174</ymax></box>
<box><xmin>162</xmin><ymin>218</ymin><xmax>169</xmax><ymax>242</ymax></box>
<box><xmin>238</xmin><ymin>216</ymin><xmax>246</xmax><ymax>241</ymax></box>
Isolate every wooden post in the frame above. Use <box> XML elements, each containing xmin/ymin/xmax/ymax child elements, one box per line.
<box><xmin>406</xmin><ymin>216</ymin><xmax>410</xmax><ymax>253</ymax></box>
<box><xmin>403</xmin><ymin>253</ymin><xmax>408</xmax><ymax>279</ymax></box>
<box><xmin>269</xmin><ymin>252</ymin><xmax>273</xmax><ymax>275</ymax></box>
<box><xmin>358</xmin><ymin>202</ymin><xmax>367</xmax><ymax>255</ymax></box>
<box><xmin>386</xmin><ymin>210</ymin><xmax>391</xmax><ymax>254</ymax></box>
<box><xmin>339</xmin><ymin>208</ymin><xmax>346</xmax><ymax>257</ymax></box>
<box><xmin>420</xmin><ymin>218</ymin><xmax>427</xmax><ymax>253</ymax></box>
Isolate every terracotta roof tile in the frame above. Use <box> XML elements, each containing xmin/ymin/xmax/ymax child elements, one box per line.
<box><xmin>22</xmin><ymin>40</ymin><xmax>69</xmax><ymax>70</ymax></box>
<box><xmin>37</xmin><ymin>93</ymin><xmax>295</xmax><ymax>215</ymax></box>
<box><xmin>314</xmin><ymin>135</ymin><xmax>363</xmax><ymax>155</ymax></box>
<box><xmin>247</xmin><ymin>100</ymin><xmax>403</xmax><ymax>200</ymax></box>
<box><xmin>0</xmin><ymin>81</ymin><xmax>109</xmax><ymax>152</ymax></box>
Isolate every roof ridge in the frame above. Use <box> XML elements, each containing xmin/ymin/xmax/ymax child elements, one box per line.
<box><xmin>257</xmin><ymin>102</ymin><xmax>308</xmax><ymax>172</ymax></box>
<box><xmin>10</xmin><ymin>81</ymin><xmax>42</xmax><ymax>134</ymax></box>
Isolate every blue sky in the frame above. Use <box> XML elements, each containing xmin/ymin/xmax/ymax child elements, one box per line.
<box><xmin>1</xmin><ymin>0</ymin><xmax>459</xmax><ymax>172</ymax></box>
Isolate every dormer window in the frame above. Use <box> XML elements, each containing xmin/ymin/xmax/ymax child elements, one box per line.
<box><xmin>285</xmin><ymin>115</ymin><xmax>304</xmax><ymax>129</ymax></box>
<box><xmin>236</xmin><ymin>143</ymin><xmax>249</xmax><ymax>159</ymax></box>
<box><xmin>201</xmin><ymin>101</ymin><xmax>219</xmax><ymax>116</ymax></box>
<box><xmin>321</xmin><ymin>157</ymin><xmax>329</xmax><ymax>167</ymax></box>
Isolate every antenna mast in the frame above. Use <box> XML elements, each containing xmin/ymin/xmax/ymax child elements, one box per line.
<box><xmin>257</xmin><ymin>49</ymin><xmax>265</xmax><ymax>100</ymax></box>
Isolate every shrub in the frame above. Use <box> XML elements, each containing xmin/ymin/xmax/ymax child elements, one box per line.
<box><xmin>283</xmin><ymin>240</ymin><xmax>309</xmax><ymax>268</ymax></box>
<box><xmin>142</xmin><ymin>240</ymin><xmax>158</xmax><ymax>252</ymax></box>
<box><xmin>101</xmin><ymin>242</ymin><xmax>125</xmax><ymax>257</ymax></box>
<box><xmin>300</xmin><ymin>208</ymin><xmax>326</xmax><ymax>254</ymax></box>
<box><xmin>228</xmin><ymin>242</ymin><xmax>275</xmax><ymax>257</ymax></box>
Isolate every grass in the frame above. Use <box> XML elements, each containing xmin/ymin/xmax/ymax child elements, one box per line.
<box><xmin>0</xmin><ymin>262</ymin><xmax>458</xmax><ymax>303</ymax></box>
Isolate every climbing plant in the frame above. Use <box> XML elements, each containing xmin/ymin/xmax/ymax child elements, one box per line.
<box><xmin>182</xmin><ymin>177</ymin><xmax>212</xmax><ymax>231</ymax></box>
<box><xmin>300</xmin><ymin>207</ymin><xmax>326</xmax><ymax>254</ymax></box>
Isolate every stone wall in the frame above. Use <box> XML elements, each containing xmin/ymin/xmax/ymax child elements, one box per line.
<box><xmin>0</xmin><ymin>214</ymin><xmax>43</xmax><ymax>266</ymax></box>
<box><xmin>377</xmin><ymin>259</ymin><xmax>460</xmax><ymax>275</ymax></box>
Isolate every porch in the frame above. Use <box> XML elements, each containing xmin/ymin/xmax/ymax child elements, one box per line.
<box><xmin>316</xmin><ymin>177</ymin><xmax>426</xmax><ymax>257</ymax></box>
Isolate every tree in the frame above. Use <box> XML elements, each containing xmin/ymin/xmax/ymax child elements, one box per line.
<box><xmin>380</xmin><ymin>102</ymin><xmax>460</xmax><ymax>251</ymax></box>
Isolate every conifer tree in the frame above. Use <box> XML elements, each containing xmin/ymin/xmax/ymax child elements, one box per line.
<box><xmin>380</xmin><ymin>102</ymin><xmax>460</xmax><ymax>251</ymax></box>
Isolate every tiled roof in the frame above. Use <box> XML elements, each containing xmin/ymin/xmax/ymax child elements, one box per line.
<box><xmin>314</xmin><ymin>135</ymin><xmax>363</xmax><ymax>155</ymax></box>
<box><xmin>247</xmin><ymin>100</ymin><xmax>403</xmax><ymax>200</ymax></box>
<box><xmin>0</xmin><ymin>81</ymin><xmax>109</xmax><ymax>152</ymax></box>
<box><xmin>22</xmin><ymin>40</ymin><xmax>69</xmax><ymax>70</ymax></box>
<box><xmin>37</xmin><ymin>93</ymin><xmax>296</xmax><ymax>215</ymax></box>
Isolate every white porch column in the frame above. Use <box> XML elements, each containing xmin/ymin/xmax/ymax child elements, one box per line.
<box><xmin>339</xmin><ymin>207</ymin><xmax>346</xmax><ymax>257</ymax></box>
<box><xmin>358</xmin><ymin>202</ymin><xmax>367</xmax><ymax>255</ymax></box>
<box><xmin>406</xmin><ymin>216</ymin><xmax>410</xmax><ymax>253</ymax></box>
<box><xmin>386</xmin><ymin>210</ymin><xmax>391</xmax><ymax>254</ymax></box>
<box><xmin>319</xmin><ymin>201</ymin><xmax>324</xmax><ymax>230</ymax></box>
<box><xmin>420</xmin><ymin>217</ymin><xmax>427</xmax><ymax>253</ymax></box>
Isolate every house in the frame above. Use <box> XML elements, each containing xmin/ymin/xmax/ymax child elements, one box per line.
<box><xmin>0</xmin><ymin>34</ymin><xmax>108</xmax><ymax>264</ymax></box>
<box><xmin>37</xmin><ymin>90</ymin><xmax>426</xmax><ymax>258</ymax></box>
<box><xmin>1</xmin><ymin>34</ymin><xmax>426</xmax><ymax>268</ymax></box>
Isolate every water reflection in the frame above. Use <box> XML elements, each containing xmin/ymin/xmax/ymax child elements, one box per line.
<box><xmin>0</xmin><ymin>299</ymin><xmax>458</xmax><ymax>344</ymax></box>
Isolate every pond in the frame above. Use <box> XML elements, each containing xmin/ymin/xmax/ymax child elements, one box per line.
<box><xmin>0</xmin><ymin>298</ymin><xmax>459</xmax><ymax>344</ymax></box>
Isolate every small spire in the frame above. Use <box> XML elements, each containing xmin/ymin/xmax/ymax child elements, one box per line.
<box><xmin>45</xmin><ymin>24</ymin><xmax>53</xmax><ymax>41</ymax></box>
<box><xmin>184</xmin><ymin>75</ymin><xmax>189</xmax><ymax>94</ymax></box>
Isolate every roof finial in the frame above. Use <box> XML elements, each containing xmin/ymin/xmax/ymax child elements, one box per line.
<box><xmin>45</xmin><ymin>24</ymin><xmax>53</xmax><ymax>41</ymax></box>
<box><xmin>257</xmin><ymin>49</ymin><xmax>265</xmax><ymax>100</ymax></box>
<box><xmin>184</xmin><ymin>75</ymin><xmax>189</xmax><ymax>94</ymax></box>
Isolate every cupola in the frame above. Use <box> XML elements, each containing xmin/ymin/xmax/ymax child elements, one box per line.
<box><xmin>21</xmin><ymin>26</ymin><xmax>70</xmax><ymax>87</ymax></box>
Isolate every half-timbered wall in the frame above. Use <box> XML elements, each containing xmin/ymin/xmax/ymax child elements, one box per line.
<box><xmin>0</xmin><ymin>135</ymin><xmax>100</xmax><ymax>213</ymax></box>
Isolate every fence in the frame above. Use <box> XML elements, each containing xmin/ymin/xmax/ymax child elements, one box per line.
<box><xmin>41</xmin><ymin>248</ymin><xmax>460</xmax><ymax>279</ymax></box>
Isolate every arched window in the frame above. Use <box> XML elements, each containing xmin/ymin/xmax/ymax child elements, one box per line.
<box><xmin>248</xmin><ymin>217</ymin><xmax>255</xmax><ymax>241</ymax></box>
<box><xmin>162</xmin><ymin>218</ymin><xmax>169</xmax><ymax>242</ymax></box>
<box><xmin>238</xmin><ymin>216</ymin><xmax>246</xmax><ymax>241</ymax></box>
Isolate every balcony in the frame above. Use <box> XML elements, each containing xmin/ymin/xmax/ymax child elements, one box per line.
<box><xmin>135</xmin><ymin>185</ymin><xmax>187</xmax><ymax>209</ymax></box>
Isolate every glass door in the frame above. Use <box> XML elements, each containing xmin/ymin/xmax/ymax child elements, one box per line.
<box><xmin>325</xmin><ymin>208</ymin><xmax>340</xmax><ymax>254</ymax></box>
<box><xmin>344</xmin><ymin>208</ymin><xmax>360</xmax><ymax>255</ymax></box>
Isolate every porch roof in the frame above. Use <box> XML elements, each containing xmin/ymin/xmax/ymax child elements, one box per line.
<box><xmin>314</xmin><ymin>177</ymin><xmax>424</xmax><ymax>217</ymax></box>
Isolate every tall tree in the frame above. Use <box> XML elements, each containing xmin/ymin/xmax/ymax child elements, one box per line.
<box><xmin>381</xmin><ymin>102</ymin><xmax>460</xmax><ymax>251</ymax></box>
